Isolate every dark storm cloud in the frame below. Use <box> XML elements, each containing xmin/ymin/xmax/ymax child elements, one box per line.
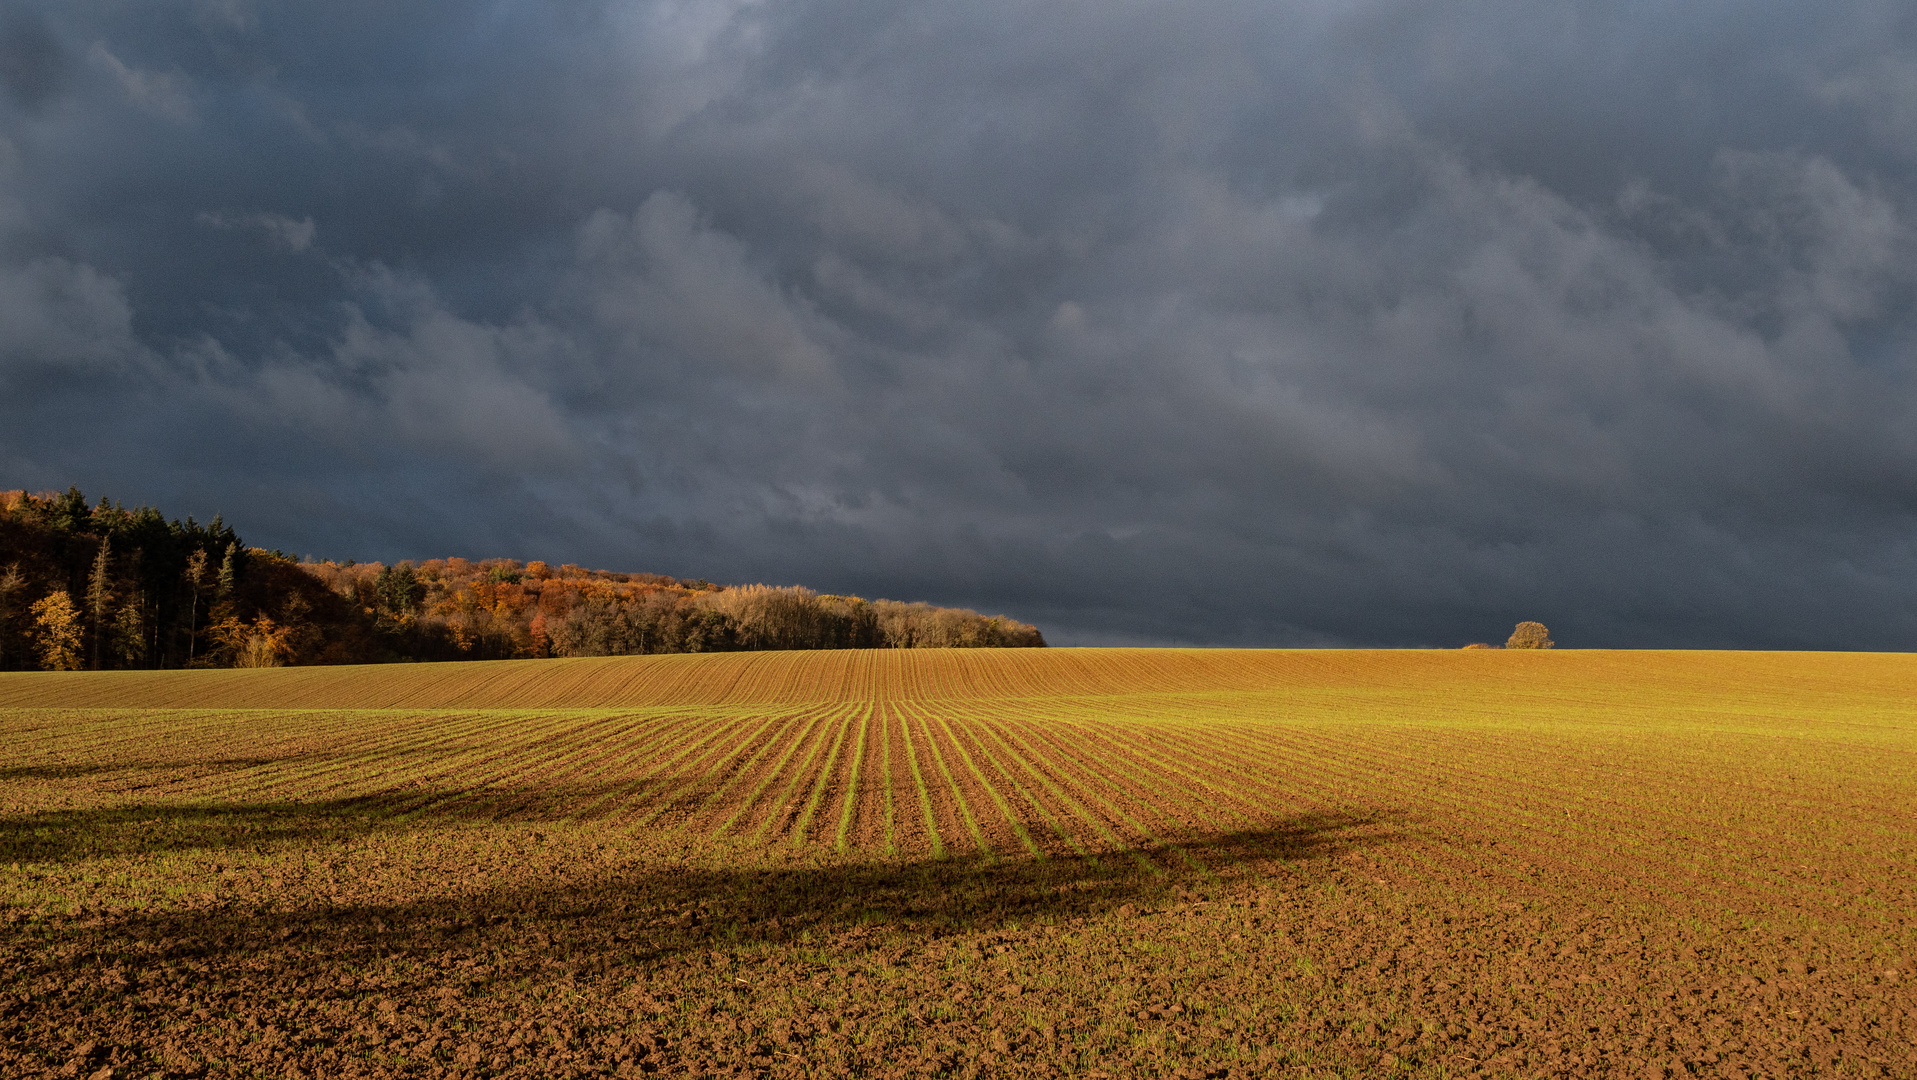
<box><xmin>0</xmin><ymin>13</ymin><xmax>65</xmax><ymax>110</ymax></box>
<box><xmin>4</xmin><ymin>0</ymin><xmax>1917</xmax><ymax>647</ymax></box>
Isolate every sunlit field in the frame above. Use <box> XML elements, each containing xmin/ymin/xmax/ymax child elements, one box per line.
<box><xmin>2</xmin><ymin>649</ymin><xmax>1912</xmax><ymax>1078</ymax></box>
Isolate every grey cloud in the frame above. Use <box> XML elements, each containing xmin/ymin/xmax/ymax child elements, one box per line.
<box><xmin>573</xmin><ymin>193</ymin><xmax>840</xmax><ymax>387</ymax></box>
<box><xmin>196</xmin><ymin>210</ymin><xmax>315</xmax><ymax>251</ymax></box>
<box><xmin>2</xmin><ymin>0</ymin><xmax>1916</xmax><ymax>648</ymax></box>
<box><xmin>0</xmin><ymin>13</ymin><xmax>64</xmax><ymax>110</ymax></box>
<box><xmin>0</xmin><ymin>256</ymin><xmax>143</xmax><ymax>371</ymax></box>
<box><xmin>88</xmin><ymin>42</ymin><xmax>194</xmax><ymax>123</ymax></box>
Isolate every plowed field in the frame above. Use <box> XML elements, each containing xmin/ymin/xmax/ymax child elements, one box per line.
<box><xmin>1</xmin><ymin>649</ymin><xmax>1912</xmax><ymax>1079</ymax></box>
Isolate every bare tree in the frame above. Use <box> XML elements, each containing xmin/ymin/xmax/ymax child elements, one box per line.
<box><xmin>183</xmin><ymin>548</ymin><xmax>209</xmax><ymax>666</ymax></box>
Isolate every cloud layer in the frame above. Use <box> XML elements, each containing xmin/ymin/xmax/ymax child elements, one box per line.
<box><xmin>3</xmin><ymin>0</ymin><xmax>1916</xmax><ymax>648</ymax></box>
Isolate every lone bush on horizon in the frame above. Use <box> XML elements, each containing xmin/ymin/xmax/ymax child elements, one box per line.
<box><xmin>1506</xmin><ymin>621</ymin><xmax>1554</xmax><ymax>649</ymax></box>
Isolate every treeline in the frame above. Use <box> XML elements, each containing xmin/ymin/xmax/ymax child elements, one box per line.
<box><xmin>0</xmin><ymin>488</ymin><xmax>1043</xmax><ymax>670</ymax></box>
<box><xmin>299</xmin><ymin>560</ymin><xmax>1045</xmax><ymax>660</ymax></box>
<box><xmin>0</xmin><ymin>489</ymin><xmax>377</xmax><ymax>670</ymax></box>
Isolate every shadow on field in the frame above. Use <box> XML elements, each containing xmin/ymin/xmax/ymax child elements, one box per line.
<box><xmin>0</xmin><ymin>753</ymin><xmax>334</xmax><ymax>785</ymax></box>
<box><xmin>0</xmin><ymin>800</ymin><xmax>395</xmax><ymax>862</ymax></box>
<box><xmin>0</xmin><ymin>805</ymin><xmax>1402</xmax><ymax>995</ymax></box>
<box><xmin>0</xmin><ymin>808</ymin><xmax>1412</xmax><ymax>1078</ymax></box>
<box><xmin>0</xmin><ymin>775</ymin><xmax>740</xmax><ymax>863</ymax></box>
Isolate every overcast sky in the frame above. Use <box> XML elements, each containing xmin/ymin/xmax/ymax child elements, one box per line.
<box><xmin>3</xmin><ymin>1</ymin><xmax>1916</xmax><ymax>648</ymax></box>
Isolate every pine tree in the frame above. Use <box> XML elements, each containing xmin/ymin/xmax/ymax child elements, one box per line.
<box><xmin>51</xmin><ymin>487</ymin><xmax>88</xmax><ymax>534</ymax></box>
<box><xmin>115</xmin><ymin>594</ymin><xmax>147</xmax><ymax>668</ymax></box>
<box><xmin>217</xmin><ymin>542</ymin><xmax>238</xmax><ymax>599</ymax></box>
<box><xmin>86</xmin><ymin>536</ymin><xmax>115</xmax><ymax>670</ymax></box>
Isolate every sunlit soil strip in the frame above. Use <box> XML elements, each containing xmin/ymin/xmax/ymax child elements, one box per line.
<box><xmin>957</xmin><ymin>705</ymin><xmax>1161</xmax><ymax>854</ymax></box>
<box><xmin>987</xmin><ymin>711</ymin><xmax>1244</xmax><ymax>843</ymax></box>
<box><xmin>910</xmin><ymin>702</ymin><xmax>989</xmax><ymax>857</ymax></box>
<box><xmin>1150</xmin><ymin>716</ymin><xmax>1543</xmax><ymax>837</ymax></box>
<box><xmin>621</xmin><ymin>708</ymin><xmax>816</xmax><ymax>831</ymax></box>
<box><xmin>874</xmin><ymin>703</ymin><xmax>896</xmax><ymax>854</ymax></box>
<box><xmin>989</xmin><ymin>713</ymin><xmax>1180</xmax><ymax>859</ymax></box>
<box><xmin>667</xmin><ymin>708</ymin><xmax>825</xmax><ymax>837</ymax></box>
<box><xmin>1280</xmin><ymin>723</ymin><xmax>1905</xmax><ymax>919</ymax></box>
<box><xmin>707</xmin><ymin>710</ymin><xmax>831</xmax><ymax>839</ymax></box>
<box><xmin>168</xmin><ymin>709</ymin><xmax>558</xmax><ymax>805</ymax></box>
<box><xmin>125</xmin><ymin>708</ymin><xmax>436</xmax><ymax>794</ymax></box>
<box><xmin>832</xmin><ymin>702</ymin><xmax>873</xmax><ymax>852</ymax></box>
<box><xmin>1184</xmin><ymin>716</ymin><xmax>1877</xmax><ymax>919</ymax></box>
<box><xmin>965</xmin><ymin>708</ymin><xmax>1224</xmax><ymax>876</ymax></box>
<box><xmin>840</xmin><ymin>657</ymin><xmax>892</xmax><ymax>852</ymax></box>
<box><xmin>1371</xmin><ymin>718</ymin><xmax>1913</xmax><ymax>847</ymax></box>
<box><xmin>1115</xmin><ymin>721</ymin><xmax>1496</xmax><ymax>898</ymax></box>
<box><xmin>541</xmin><ymin>710</ymin><xmax>755</xmax><ymax>824</ymax></box>
<box><xmin>919</xmin><ymin>703</ymin><xmax>1041</xmax><ymax>857</ymax></box>
<box><xmin>726</xmin><ymin>648</ymin><xmax>851</xmax><ymax>705</ymax></box>
<box><xmin>1056</xmin><ymin>714</ymin><xmax>1336</xmax><ymax>830</ymax></box>
<box><xmin>1176</xmin><ymin>720</ymin><xmax>1673</xmax><ymax>895</ymax></box>
<box><xmin>1011</xmin><ymin>708</ymin><xmax>1484</xmax><ymax>893</ymax></box>
<box><xmin>318</xmin><ymin>713</ymin><xmax>636</xmax><ymax>817</ymax></box>
<box><xmin>1240</xmin><ymin>722</ymin><xmax>1771</xmax><ymax>877</ymax></box>
<box><xmin>262</xmin><ymin>705</ymin><xmax>602</xmax><ymax>791</ymax></box>
<box><xmin>963</xmin><ymin>712</ymin><xmax>1121</xmax><ymax>861</ymax></box>
<box><xmin>423</xmin><ymin>711</ymin><xmax>700</xmax><ymax>823</ymax></box>
<box><xmin>0</xmin><ymin>708</ymin><xmax>326</xmax><ymax>777</ymax></box>
<box><xmin>789</xmin><ymin>705</ymin><xmax>860</xmax><ymax>847</ymax></box>
<box><xmin>896</xmin><ymin>699</ymin><xmax>943</xmax><ymax>858</ymax></box>
<box><xmin>363</xmin><ymin>711</ymin><xmax>634</xmax><ymax>816</ymax></box>
<box><xmin>997</xmin><ymin>705</ymin><xmax>1264</xmax><ymax>829</ymax></box>
<box><xmin>557</xmin><ymin>710</ymin><xmax>767</xmax><ymax>825</ymax></box>
<box><xmin>939</xmin><ymin>713</ymin><xmax>1053</xmax><ymax>858</ymax></box>
<box><xmin>943</xmin><ymin>709</ymin><xmax>1089</xmax><ymax>860</ymax></box>
<box><xmin>746</xmin><ymin>708</ymin><xmax>843</xmax><ymax>844</ymax></box>
<box><xmin>0</xmin><ymin>708</ymin><xmax>375</xmax><ymax>818</ymax></box>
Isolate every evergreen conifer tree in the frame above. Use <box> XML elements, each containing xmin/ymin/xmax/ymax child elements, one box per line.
<box><xmin>86</xmin><ymin>537</ymin><xmax>115</xmax><ymax>670</ymax></box>
<box><xmin>115</xmin><ymin>595</ymin><xmax>147</xmax><ymax>668</ymax></box>
<box><xmin>218</xmin><ymin>542</ymin><xmax>238</xmax><ymax>599</ymax></box>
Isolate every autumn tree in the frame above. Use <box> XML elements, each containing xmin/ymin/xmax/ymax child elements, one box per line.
<box><xmin>1506</xmin><ymin>621</ymin><xmax>1554</xmax><ymax>649</ymax></box>
<box><xmin>230</xmin><ymin>616</ymin><xmax>292</xmax><ymax>667</ymax></box>
<box><xmin>31</xmin><ymin>590</ymin><xmax>82</xmax><ymax>670</ymax></box>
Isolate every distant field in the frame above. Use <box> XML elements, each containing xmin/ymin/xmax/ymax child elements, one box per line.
<box><xmin>1</xmin><ymin>649</ymin><xmax>1912</xmax><ymax>1079</ymax></box>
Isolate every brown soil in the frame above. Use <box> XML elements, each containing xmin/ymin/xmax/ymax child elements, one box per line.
<box><xmin>2</xmin><ymin>649</ymin><xmax>1913</xmax><ymax>1078</ymax></box>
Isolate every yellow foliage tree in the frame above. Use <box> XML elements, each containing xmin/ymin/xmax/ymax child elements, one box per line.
<box><xmin>209</xmin><ymin>613</ymin><xmax>294</xmax><ymax>668</ymax></box>
<box><xmin>30</xmin><ymin>590</ymin><xmax>83</xmax><ymax>671</ymax></box>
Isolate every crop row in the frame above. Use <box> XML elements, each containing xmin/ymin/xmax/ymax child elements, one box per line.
<box><xmin>6</xmin><ymin>662</ymin><xmax>1911</xmax><ymax>941</ymax></box>
<box><xmin>7</xmin><ymin>646</ymin><xmax>1915</xmax><ymax>712</ymax></box>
